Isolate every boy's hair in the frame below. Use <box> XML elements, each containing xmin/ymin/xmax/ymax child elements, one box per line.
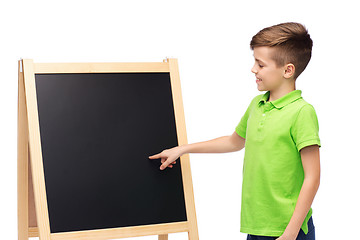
<box><xmin>250</xmin><ymin>22</ymin><xmax>313</xmax><ymax>80</ymax></box>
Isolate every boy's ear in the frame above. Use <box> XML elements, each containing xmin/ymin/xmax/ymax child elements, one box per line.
<box><xmin>283</xmin><ymin>63</ymin><xmax>295</xmax><ymax>79</ymax></box>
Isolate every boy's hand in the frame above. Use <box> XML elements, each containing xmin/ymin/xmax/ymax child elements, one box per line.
<box><xmin>148</xmin><ymin>146</ymin><xmax>183</xmax><ymax>170</ymax></box>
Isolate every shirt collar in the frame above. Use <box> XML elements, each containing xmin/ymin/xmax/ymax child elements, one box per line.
<box><xmin>258</xmin><ymin>90</ymin><xmax>302</xmax><ymax>109</ymax></box>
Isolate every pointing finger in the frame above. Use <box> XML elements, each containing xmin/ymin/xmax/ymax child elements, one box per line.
<box><xmin>148</xmin><ymin>153</ymin><xmax>161</xmax><ymax>159</ymax></box>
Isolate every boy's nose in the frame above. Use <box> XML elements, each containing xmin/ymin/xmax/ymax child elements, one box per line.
<box><xmin>251</xmin><ymin>65</ymin><xmax>257</xmax><ymax>74</ymax></box>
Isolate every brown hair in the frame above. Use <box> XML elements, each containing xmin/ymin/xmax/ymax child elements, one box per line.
<box><xmin>250</xmin><ymin>22</ymin><xmax>313</xmax><ymax>80</ymax></box>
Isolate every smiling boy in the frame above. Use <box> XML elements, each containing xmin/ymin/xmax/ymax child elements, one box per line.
<box><xmin>149</xmin><ymin>22</ymin><xmax>321</xmax><ymax>240</ymax></box>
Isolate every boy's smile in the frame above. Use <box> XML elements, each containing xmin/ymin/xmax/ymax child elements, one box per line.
<box><xmin>251</xmin><ymin>46</ymin><xmax>296</xmax><ymax>101</ymax></box>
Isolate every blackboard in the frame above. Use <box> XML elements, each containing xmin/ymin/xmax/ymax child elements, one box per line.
<box><xmin>34</xmin><ymin>72</ymin><xmax>187</xmax><ymax>233</ymax></box>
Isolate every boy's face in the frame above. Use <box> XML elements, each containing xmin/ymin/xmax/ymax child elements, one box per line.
<box><xmin>251</xmin><ymin>46</ymin><xmax>290</xmax><ymax>92</ymax></box>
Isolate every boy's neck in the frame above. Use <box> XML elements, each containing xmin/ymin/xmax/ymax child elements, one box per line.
<box><xmin>268</xmin><ymin>82</ymin><xmax>296</xmax><ymax>102</ymax></box>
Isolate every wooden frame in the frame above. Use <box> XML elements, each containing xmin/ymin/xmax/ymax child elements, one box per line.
<box><xmin>17</xmin><ymin>58</ymin><xmax>199</xmax><ymax>240</ymax></box>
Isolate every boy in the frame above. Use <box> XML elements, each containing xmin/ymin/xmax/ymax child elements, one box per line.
<box><xmin>149</xmin><ymin>22</ymin><xmax>321</xmax><ymax>240</ymax></box>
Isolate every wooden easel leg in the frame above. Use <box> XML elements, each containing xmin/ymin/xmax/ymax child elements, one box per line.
<box><xmin>188</xmin><ymin>228</ymin><xmax>199</xmax><ymax>240</ymax></box>
<box><xmin>28</xmin><ymin>152</ymin><xmax>39</xmax><ymax>237</ymax></box>
<box><xmin>158</xmin><ymin>234</ymin><xmax>168</xmax><ymax>240</ymax></box>
<box><xmin>18</xmin><ymin>59</ymin><xmax>29</xmax><ymax>240</ymax></box>
<box><xmin>168</xmin><ymin>58</ymin><xmax>200</xmax><ymax>240</ymax></box>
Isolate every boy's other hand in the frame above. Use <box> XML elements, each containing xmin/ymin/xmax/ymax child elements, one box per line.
<box><xmin>148</xmin><ymin>146</ymin><xmax>183</xmax><ymax>170</ymax></box>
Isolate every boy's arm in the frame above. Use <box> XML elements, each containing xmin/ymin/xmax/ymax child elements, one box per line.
<box><xmin>180</xmin><ymin>131</ymin><xmax>245</xmax><ymax>154</ymax></box>
<box><xmin>276</xmin><ymin>144</ymin><xmax>320</xmax><ymax>240</ymax></box>
<box><xmin>149</xmin><ymin>131</ymin><xmax>245</xmax><ymax>170</ymax></box>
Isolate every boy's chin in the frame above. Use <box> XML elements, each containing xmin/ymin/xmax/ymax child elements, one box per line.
<box><xmin>257</xmin><ymin>85</ymin><xmax>266</xmax><ymax>91</ymax></box>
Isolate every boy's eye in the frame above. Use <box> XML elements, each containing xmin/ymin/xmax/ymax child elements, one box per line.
<box><xmin>258</xmin><ymin>63</ymin><xmax>264</xmax><ymax>68</ymax></box>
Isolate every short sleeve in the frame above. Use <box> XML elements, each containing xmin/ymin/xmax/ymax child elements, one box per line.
<box><xmin>235</xmin><ymin>96</ymin><xmax>258</xmax><ymax>139</ymax></box>
<box><xmin>291</xmin><ymin>104</ymin><xmax>321</xmax><ymax>152</ymax></box>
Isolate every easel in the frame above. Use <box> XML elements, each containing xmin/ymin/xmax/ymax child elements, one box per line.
<box><xmin>17</xmin><ymin>58</ymin><xmax>199</xmax><ymax>240</ymax></box>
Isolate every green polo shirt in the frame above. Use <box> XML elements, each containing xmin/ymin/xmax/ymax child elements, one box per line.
<box><xmin>235</xmin><ymin>89</ymin><xmax>321</xmax><ymax>237</ymax></box>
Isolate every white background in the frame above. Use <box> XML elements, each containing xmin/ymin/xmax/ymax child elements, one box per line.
<box><xmin>1</xmin><ymin>0</ymin><xmax>359</xmax><ymax>239</ymax></box>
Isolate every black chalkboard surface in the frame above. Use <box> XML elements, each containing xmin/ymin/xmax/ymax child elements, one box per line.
<box><xmin>34</xmin><ymin>73</ymin><xmax>187</xmax><ymax>233</ymax></box>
